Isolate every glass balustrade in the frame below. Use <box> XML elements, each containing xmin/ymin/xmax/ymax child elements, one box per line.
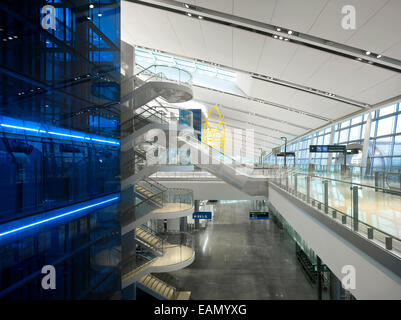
<box><xmin>121</xmin><ymin>186</ymin><xmax>193</xmax><ymax>229</ymax></box>
<box><xmin>134</xmin><ymin>64</ymin><xmax>193</xmax><ymax>87</ymax></box>
<box><xmin>270</xmin><ymin>169</ymin><xmax>401</xmax><ymax>256</ymax></box>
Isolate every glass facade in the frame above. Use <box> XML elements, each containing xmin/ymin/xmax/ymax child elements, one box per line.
<box><xmin>0</xmin><ymin>0</ymin><xmax>121</xmax><ymax>299</ymax></box>
<box><xmin>265</xmin><ymin>101</ymin><xmax>401</xmax><ymax>171</ymax></box>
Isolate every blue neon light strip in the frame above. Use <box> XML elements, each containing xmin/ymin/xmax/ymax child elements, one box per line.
<box><xmin>0</xmin><ymin>116</ymin><xmax>120</xmax><ymax>146</ymax></box>
<box><xmin>0</xmin><ymin>195</ymin><xmax>119</xmax><ymax>238</ymax></box>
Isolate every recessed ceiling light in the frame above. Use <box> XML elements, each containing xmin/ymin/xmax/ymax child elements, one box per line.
<box><xmin>276</xmin><ymin>28</ymin><xmax>281</xmax><ymax>31</ymax></box>
<box><xmin>184</xmin><ymin>4</ymin><xmax>189</xmax><ymax>8</ymax></box>
<box><xmin>356</xmin><ymin>57</ymin><xmax>362</xmax><ymax>61</ymax></box>
<box><xmin>198</xmin><ymin>15</ymin><xmax>203</xmax><ymax>19</ymax></box>
<box><xmin>89</xmin><ymin>4</ymin><xmax>94</xmax><ymax>8</ymax></box>
<box><xmin>279</xmin><ymin>36</ymin><xmax>283</xmax><ymax>40</ymax></box>
<box><xmin>13</xmin><ymin>35</ymin><xmax>17</xmax><ymax>38</ymax></box>
<box><xmin>365</xmin><ymin>51</ymin><xmax>371</xmax><ymax>55</ymax></box>
<box><xmin>284</xmin><ymin>38</ymin><xmax>289</xmax><ymax>41</ymax></box>
<box><xmin>273</xmin><ymin>35</ymin><xmax>278</xmax><ymax>39</ymax></box>
<box><xmin>377</xmin><ymin>54</ymin><xmax>382</xmax><ymax>59</ymax></box>
<box><xmin>98</xmin><ymin>13</ymin><xmax>102</xmax><ymax>17</ymax></box>
<box><xmin>8</xmin><ymin>36</ymin><xmax>12</xmax><ymax>40</ymax></box>
<box><xmin>187</xmin><ymin>13</ymin><xmax>192</xmax><ymax>17</ymax></box>
<box><xmin>87</xmin><ymin>17</ymin><xmax>91</xmax><ymax>20</ymax></box>
<box><xmin>288</xmin><ymin>30</ymin><xmax>293</xmax><ymax>35</ymax></box>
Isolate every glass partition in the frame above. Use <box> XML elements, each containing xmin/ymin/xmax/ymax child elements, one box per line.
<box><xmin>134</xmin><ymin>64</ymin><xmax>193</xmax><ymax>87</ymax></box>
<box><xmin>270</xmin><ymin>169</ymin><xmax>401</xmax><ymax>256</ymax></box>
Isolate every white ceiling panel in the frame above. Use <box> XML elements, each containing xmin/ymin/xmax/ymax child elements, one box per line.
<box><xmin>346</xmin><ymin>0</ymin><xmax>401</xmax><ymax>55</ymax></box>
<box><xmin>280</xmin><ymin>46</ymin><xmax>332</xmax><ymax>84</ymax></box>
<box><xmin>270</xmin><ymin>0</ymin><xmax>329</xmax><ymax>33</ymax></box>
<box><xmin>193</xmin><ymin>86</ymin><xmax>327</xmax><ymax>129</ymax></box>
<box><xmin>195</xmin><ymin>0</ymin><xmax>234</xmax><ymax>14</ymax></box>
<box><xmin>232</xmin><ymin>29</ymin><xmax>265</xmax><ymax>72</ymax></box>
<box><xmin>256</xmin><ymin>37</ymin><xmax>299</xmax><ymax>78</ymax></box>
<box><xmin>351</xmin><ymin>74</ymin><xmax>401</xmax><ymax>104</ymax></box>
<box><xmin>309</xmin><ymin>0</ymin><xmax>388</xmax><ymax>44</ymax></box>
<box><xmin>250</xmin><ymin>78</ymin><xmax>297</xmax><ymax>105</ymax></box>
<box><xmin>167</xmin><ymin>13</ymin><xmax>209</xmax><ymax>61</ymax></box>
<box><xmin>215</xmin><ymin>106</ymin><xmax>306</xmax><ymax>136</ymax></box>
<box><xmin>305</xmin><ymin>55</ymin><xmax>364</xmax><ymax>96</ymax></box>
<box><xmin>382</xmin><ymin>41</ymin><xmax>401</xmax><ymax>61</ymax></box>
<box><xmin>200</xmin><ymin>20</ymin><xmax>233</xmax><ymax>66</ymax></box>
<box><xmin>343</xmin><ymin>65</ymin><xmax>397</xmax><ymax>103</ymax></box>
<box><xmin>121</xmin><ymin>2</ymin><xmax>183</xmax><ymax>54</ymax></box>
<box><xmin>233</xmin><ymin>0</ymin><xmax>276</xmax><ymax>24</ymax></box>
<box><xmin>287</xmin><ymin>92</ymin><xmax>360</xmax><ymax>120</ymax></box>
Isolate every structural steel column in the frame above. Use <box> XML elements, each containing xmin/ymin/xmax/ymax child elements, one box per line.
<box><xmin>361</xmin><ymin>112</ymin><xmax>372</xmax><ymax>173</ymax></box>
<box><xmin>317</xmin><ymin>256</ymin><xmax>322</xmax><ymax>300</ymax></box>
<box><xmin>327</xmin><ymin>126</ymin><xmax>335</xmax><ymax>169</ymax></box>
<box><xmin>180</xmin><ymin>216</ymin><xmax>187</xmax><ymax>232</ymax></box>
<box><xmin>323</xmin><ymin>180</ymin><xmax>329</xmax><ymax>214</ymax></box>
<box><xmin>194</xmin><ymin>200</ymin><xmax>200</xmax><ymax>230</ymax></box>
<box><xmin>352</xmin><ymin>186</ymin><xmax>359</xmax><ymax>231</ymax></box>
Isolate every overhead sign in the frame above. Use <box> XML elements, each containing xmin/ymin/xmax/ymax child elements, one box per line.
<box><xmin>193</xmin><ymin>212</ymin><xmax>212</xmax><ymax>220</ymax></box>
<box><xmin>309</xmin><ymin>145</ymin><xmax>346</xmax><ymax>153</ymax></box>
<box><xmin>345</xmin><ymin>148</ymin><xmax>359</xmax><ymax>154</ymax></box>
<box><xmin>272</xmin><ymin>147</ymin><xmax>280</xmax><ymax>155</ymax></box>
<box><xmin>276</xmin><ymin>152</ymin><xmax>295</xmax><ymax>157</ymax></box>
<box><xmin>249</xmin><ymin>212</ymin><xmax>269</xmax><ymax>220</ymax></box>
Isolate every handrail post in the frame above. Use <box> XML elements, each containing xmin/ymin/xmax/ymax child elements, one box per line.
<box><xmin>294</xmin><ymin>173</ymin><xmax>298</xmax><ymax>196</ymax></box>
<box><xmin>323</xmin><ymin>180</ymin><xmax>328</xmax><ymax>214</ymax></box>
<box><xmin>306</xmin><ymin>176</ymin><xmax>311</xmax><ymax>204</ymax></box>
<box><xmin>352</xmin><ymin>186</ymin><xmax>359</xmax><ymax>232</ymax></box>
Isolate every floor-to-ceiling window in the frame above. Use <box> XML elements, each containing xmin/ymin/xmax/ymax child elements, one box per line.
<box><xmin>265</xmin><ymin>102</ymin><xmax>401</xmax><ymax>171</ymax></box>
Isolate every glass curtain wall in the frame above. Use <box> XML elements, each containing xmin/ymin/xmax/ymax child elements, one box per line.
<box><xmin>0</xmin><ymin>0</ymin><xmax>121</xmax><ymax>299</ymax></box>
<box><xmin>264</xmin><ymin>102</ymin><xmax>401</xmax><ymax>171</ymax></box>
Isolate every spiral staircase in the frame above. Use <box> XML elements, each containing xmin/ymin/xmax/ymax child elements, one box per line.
<box><xmin>119</xmin><ymin>64</ymin><xmax>198</xmax><ymax>300</ymax></box>
<box><xmin>119</xmin><ymin>61</ymin><xmax>272</xmax><ymax>299</ymax></box>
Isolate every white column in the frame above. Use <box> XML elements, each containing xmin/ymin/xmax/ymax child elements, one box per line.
<box><xmin>327</xmin><ymin>126</ymin><xmax>335</xmax><ymax>170</ymax></box>
<box><xmin>361</xmin><ymin>112</ymin><xmax>372</xmax><ymax>170</ymax></box>
<box><xmin>307</xmin><ymin>134</ymin><xmax>314</xmax><ymax>164</ymax></box>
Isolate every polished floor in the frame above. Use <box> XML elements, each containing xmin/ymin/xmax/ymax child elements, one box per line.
<box><xmin>169</xmin><ymin>201</ymin><xmax>317</xmax><ymax>300</ymax></box>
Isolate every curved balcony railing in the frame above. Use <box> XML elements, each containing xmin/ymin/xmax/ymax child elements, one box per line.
<box><xmin>120</xmin><ymin>231</ymin><xmax>194</xmax><ymax>286</ymax></box>
<box><xmin>270</xmin><ymin>170</ymin><xmax>401</xmax><ymax>257</ymax></box>
<box><xmin>135</xmin><ymin>64</ymin><xmax>193</xmax><ymax>88</ymax></box>
<box><xmin>121</xmin><ymin>186</ymin><xmax>193</xmax><ymax>228</ymax></box>
<box><xmin>164</xmin><ymin>188</ymin><xmax>193</xmax><ymax>206</ymax></box>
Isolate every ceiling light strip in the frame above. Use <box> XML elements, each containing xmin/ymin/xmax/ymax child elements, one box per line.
<box><xmin>131</xmin><ymin>0</ymin><xmax>401</xmax><ymax>73</ymax></box>
<box><xmin>195</xmin><ymin>85</ymin><xmax>331</xmax><ymax>122</ymax></box>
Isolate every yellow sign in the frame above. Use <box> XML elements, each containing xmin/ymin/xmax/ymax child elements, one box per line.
<box><xmin>202</xmin><ymin>105</ymin><xmax>226</xmax><ymax>154</ymax></box>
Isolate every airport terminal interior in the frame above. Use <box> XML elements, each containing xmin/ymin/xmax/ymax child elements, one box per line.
<box><xmin>1</xmin><ymin>0</ymin><xmax>401</xmax><ymax>301</ymax></box>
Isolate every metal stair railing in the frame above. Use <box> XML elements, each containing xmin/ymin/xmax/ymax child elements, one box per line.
<box><xmin>138</xmin><ymin>274</ymin><xmax>179</xmax><ymax>300</ymax></box>
<box><xmin>135</xmin><ymin>224</ymin><xmax>164</xmax><ymax>256</ymax></box>
<box><xmin>121</xmin><ymin>190</ymin><xmax>165</xmax><ymax>228</ymax></box>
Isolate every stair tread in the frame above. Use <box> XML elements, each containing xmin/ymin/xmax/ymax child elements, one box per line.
<box><xmin>176</xmin><ymin>291</ymin><xmax>191</xmax><ymax>300</ymax></box>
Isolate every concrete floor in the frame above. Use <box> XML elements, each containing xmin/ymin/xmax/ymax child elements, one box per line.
<box><xmin>169</xmin><ymin>200</ymin><xmax>317</xmax><ymax>300</ymax></box>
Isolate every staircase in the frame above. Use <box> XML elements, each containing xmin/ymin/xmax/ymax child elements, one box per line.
<box><xmin>135</xmin><ymin>225</ymin><xmax>164</xmax><ymax>256</ymax></box>
<box><xmin>120</xmin><ymin>63</ymin><xmax>196</xmax><ymax>298</ymax></box>
<box><xmin>138</xmin><ymin>274</ymin><xmax>191</xmax><ymax>300</ymax></box>
<box><xmin>135</xmin><ymin>178</ymin><xmax>166</xmax><ymax>206</ymax></box>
